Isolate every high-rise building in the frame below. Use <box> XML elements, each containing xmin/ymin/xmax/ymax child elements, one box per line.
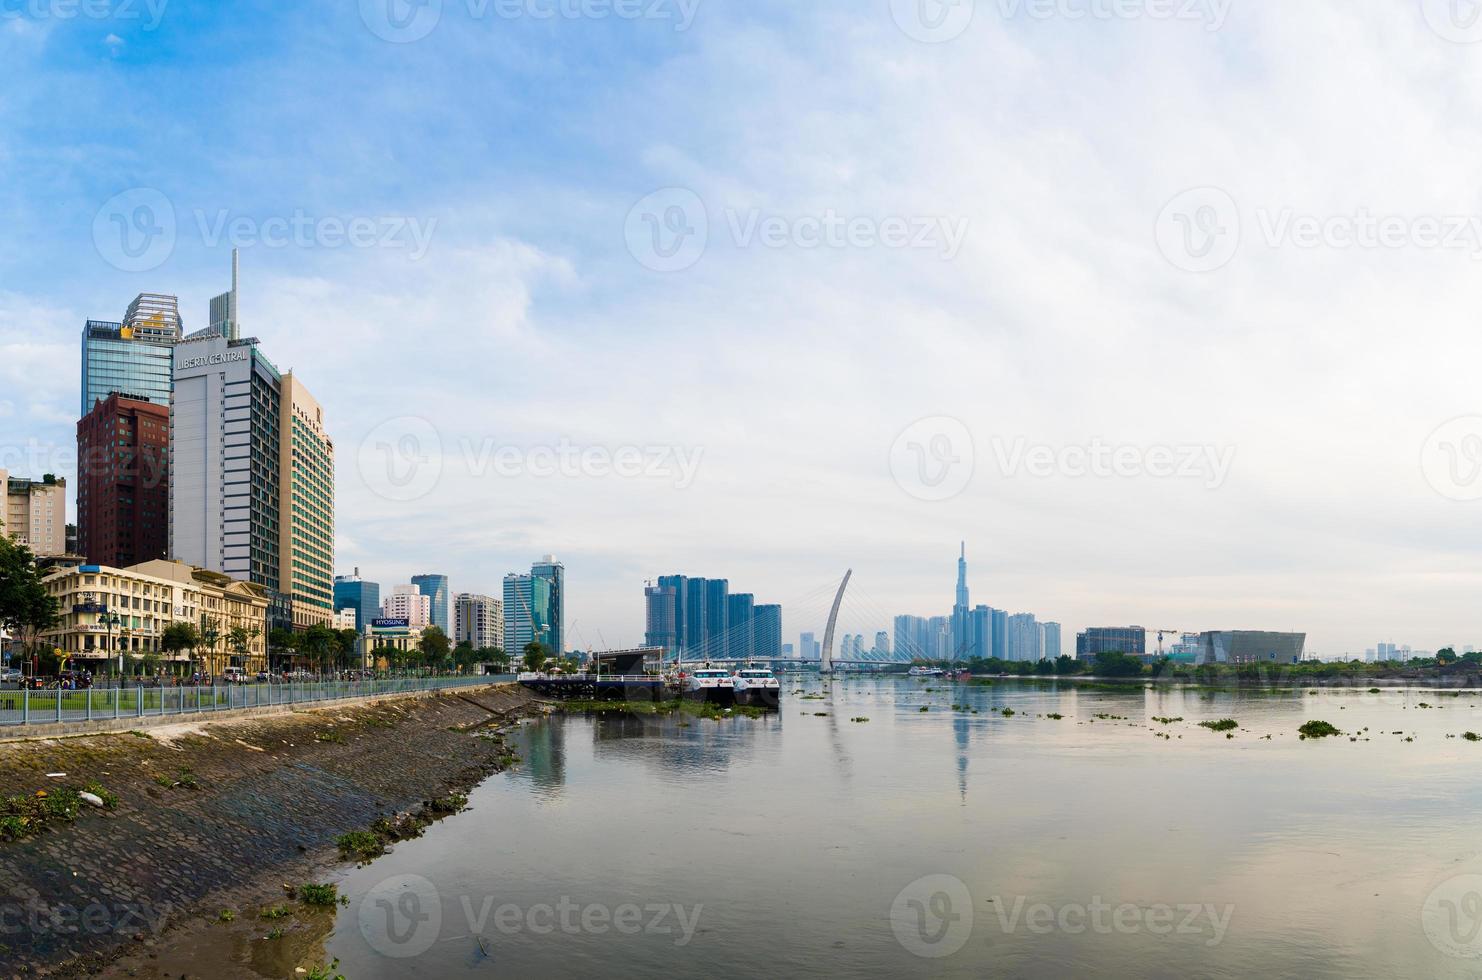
<box><xmin>453</xmin><ymin>593</ymin><xmax>504</xmax><ymax>650</ymax></box>
<box><xmin>799</xmin><ymin>631</ymin><xmax>818</xmax><ymax>660</ymax></box>
<box><xmin>894</xmin><ymin>615</ymin><xmax>929</xmax><ymax>660</ymax></box>
<box><xmin>81</xmin><ymin>299</ymin><xmax>183</xmax><ymax>418</ymax></box>
<box><xmin>531</xmin><ymin>556</ymin><xmax>565</xmax><ymax>654</ymax></box>
<box><xmin>170</xmin><ymin>331</ymin><xmax>282</xmax><ymax>592</ymax></box>
<box><xmin>657</xmin><ymin>574</ymin><xmax>688</xmax><ymax>654</ymax></box>
<box><xmin>1</xmin><ymin>471</ymin><xmax>66</xmax><ymax>556</ymax></box>
<box><xmin>644</xmin><ymin>582</ymin><xmax>679</xmax><ymax>654</ymax></box>
<box><xmin>1007</xmin><ymin>613</ymin><xmax>1041</xmax><ymax>662</ymax></box>
<box><xmin>753</xmin><ymin>603</ymin><xmax>782</xmax><ymax>658</ymax></box>
<box><xmin>412</xmin><ymin>573</ymin><xmax>451</xmax><ymax>635</ymax></box>
<box><xmin>1042</xmin><ymin>622</ymin><xmax>1062</xmax><ymax>660</ymax></box>
<box><xmin>280</xmin><ymin>373</ymin><xmax>335</xmax><ymax>629</ymax></box>
<box><xmin>333</xmin><ymin>568</ymin><xmax>381</xmax><ymax>631</ymax></box>
<box><xmin>951</xmin><ymin>542</ymin><xmax>973</xmax><ymax>660</ymax></box>
<box><xmin>727</xmin><ymin>592</ymin><xmax>755</xmax><ymax>660</ymax></box>
<box><xmin>76</xmin><ymin>394</ymin><xmax>169</xmax><ymax>567</ymax></box>
<box><xmin>971</xmin><ymin>606</ymin><xmax>995</xmax><ymax>661</ymax></box>
<box><xmin>503</xmin><ymin>572</ymin><xmax>553</xmax><ymax>653</ymax></box>
<box><xmin>1075</xmin><ymin>626</ymin><xmax>1147</xmax><ymax>659</ymax></box>
<box><xmin>684</xmin><ymin>576</ymin><xmax>708</xmax><ymax>655</ymax></box>
<box><xmin>704</xmin><ymin>579</ymin><xmax>729</xmax><ymax>658</ymax></box>
<box><xmin>874</xmin><ymin>630</ymin><xmax>890</xmax><ymax>657</ymax></box>
<box><xmin>209</xmin><ymin>249</ymin><xmax>241</xmax><ymax>340</ymax></box>
<box><xmin>382</xmin><ymin>585</ymin><xmax>431</xmax><ymax>628</ymax></box>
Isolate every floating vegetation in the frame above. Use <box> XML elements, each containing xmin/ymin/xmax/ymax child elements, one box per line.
<box><xmin>851</xmin><ymin>717</ymin><xmax>870</xmax><ymax>723</ymax></box>
<box><xmin>1197</xmin><ymin>719</ymin><xmax>1238</xmax><ymax>732</ymax></box>
<box><xmin>1298</xmin><ymin>720</ymin><xmax>1341</xmax><ymax>739</ymax></box>
<box><xmin>1093</xmin><ymin>713</ymin><xmax>1126</xmax><ymax>721</ymax></box>
<box><xmin>1046</xmin><ymin>713</ymin><xmax>1064</xmax><ymax>720</ymax></box>
<box><xmin>1152</xmin><ymin>716</ymin><xmax>1183</xmax><ymax>725</ymax></box>
<box><xmin>1000</xmin><ymin>707</ymin><xmax>1016</xmax><ymax>717</ymax></box>
<box><xmin>814</xmin><ymin>712</ymin><xmax>830</xmax><ymax>717</ymax></box>
<box><xmin>918</xmin><ymin>706</ymin><xmax>930</xmax><ymax>713</ymax></box>
<box><xmin>1368</xmin><ymin>688</ymin><xmax>1381</xmax><ymax>694</ymax></box>
<box><xmin>1464</xmin><ymin>732</ymin><xmax>1481</xmax><ymax>742</ymax></box>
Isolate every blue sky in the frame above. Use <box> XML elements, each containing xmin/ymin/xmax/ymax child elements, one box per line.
<box><xmin>5</xmin><ymin>0</ymin><xmax>1482</xmax><ymax>656</ymax></box>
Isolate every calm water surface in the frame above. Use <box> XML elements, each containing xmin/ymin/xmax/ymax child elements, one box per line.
<box><xmin>324</xmin><ymin>677</ymin><xmax>1482</xmax><ymax>978</ymax></box>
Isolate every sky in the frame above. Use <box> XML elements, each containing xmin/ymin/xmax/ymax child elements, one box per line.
<box><xmin>3</xmin><ymin>0</ymin><xmax>1482</xmax><ymax>657</ymax></box>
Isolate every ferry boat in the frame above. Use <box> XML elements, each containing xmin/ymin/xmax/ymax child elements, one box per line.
<box><xmin>908</xmin><ymin>666</ymin><xmax>946</xmax><ymax>677</ymax></box>
<box><xmin>731</xmin><ymin>664</ymin><xmax>782</xmax><ymax>709</ymax></box>
<box><xmin>682</xmin><ymin>666</ymin><xmax>735</xmax><ymax>704</ymax></box>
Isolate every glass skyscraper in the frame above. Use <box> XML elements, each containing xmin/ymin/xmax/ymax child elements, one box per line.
<box><xmin>334</xmin><ymin>569</ymin><xmax>381</xmax><ymax>631</ymax></box>
<box><xmin>412</xmin><ymin>573</ymin><xmax>451</xmax><ymax>635</ymax></box>
<box><xmin>530</xmin><ymin>556</ymin><xmax>564</xmax><ymax>655</ymax></box>
<box><xmin>81</xmin><ymin>319</ymin><xmax>176</xmax><ymax>415</ymax></box>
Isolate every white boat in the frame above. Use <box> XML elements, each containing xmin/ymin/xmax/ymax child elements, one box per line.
<box><xmin>908</xmin><ymin>666</ymin><xmax>946</xmax><ymax>677</ymax></box>
<box><xmin>682</xmin><ymin>666</ymin><xmax>735</xmax><ymax>704</ymax></box>
<box><xmin>732</xmin><ymin>664</ymin><xmax>781</xmax><ymax>709</ymax></box>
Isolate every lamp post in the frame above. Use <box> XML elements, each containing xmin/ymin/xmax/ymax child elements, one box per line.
<box><xmin>106</xmin><ymin>612</ymin><xmax>124</xmax><ymax>683</ymax></box>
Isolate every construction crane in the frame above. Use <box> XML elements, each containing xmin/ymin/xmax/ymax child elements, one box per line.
<box><xmin>1151</xmin><ymin>629</ymin><xmax>1182</xmax><ymax>657</ymax></box>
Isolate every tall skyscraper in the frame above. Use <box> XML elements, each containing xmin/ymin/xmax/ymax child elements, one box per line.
<box><xmin>684</xmin><ymin>576</ymin><xmax>708</xmax><ymax>655</ymax></box>
<box><xmin>873</xmin><ymin>630</ymin><xmax>890</xmax><ymax>656</ymax></box>
<box><xmin>645</xmin><ymin>582</ymin><xmax>679</xmax><ymax>654</ymax></box>
<box><xmin>971</xmin><ymin>606</ymin><xmax>995</xmax><ymax>661</ymax></box>
<box><xmin>1042</xmin><ymin>622</ymin><xmax>1062</xmax><ymax>660</ymax></box>
<box><xmin>727</xmin><ymin>592</ymin><xmax>755</xmax><ymax>660</ymax></box>
<box><xmin>81</xmin><ymin>292</ymin><xmax>183</xmax><ymax>416</ymax></box>
<box><xmin>530</xmin><ymin>556</ymin><xmax>564</xmax><ymax>655</ymax></box>
<box><xmin>453</xmin><ymin>593</ymin><xmax>504</xmax><ymax>650</ymax></box>
<box><xmin>280</xmin><ymin>373</ymin><xmax>335</xmax><ymax>629</ymax></box>
<box><xmin>209</xmin><ymin>249</ymin><xmax>241</xmax><ymax>340</ymax></box>
<box><xmin>503</xmin><ymin>572</ymin><xmax>553</xmax><ymax>654</ymax></box>
<box><xmin>170</xmin><ymin>331</ymin><xmax>283</xmax><ymax>591</ymax></box>
<box><xmin>76</xmin><ymin>394</ymin><xmax>169</xmax><ymax>567</ymax></box>
<box><xmin>657</xmin><ymin>574</ymin><xmax>688</xmax><ymax>653</ymax></box>
<box><xmin>704</xmin><ymin>579</ymin><xmax>729</xmax><ymax>658</ymax></box>
<box><xmin>333</xmin><ymin>568</ymin><xmax>380</xmax><ymax>631</ymax></box>
<box><xmin>1007</xmin><ymin>613</ymin><xmax>1041</xmax><ymax>662</ymax></box>
<box><xmin>412</xmin><ymin>573</ymin><xmax>451</xmax><ymax>635</ymax></box>
<box><xmin>753</xmin><ymin>604</ymin><xmax>782</xmax><ymax>658</ymax></box>
<box><xmin>799</xmin><ymin>631</ymin><xmax>818</xmax><ymax>660</ymax></box>
<box><xmin>950</xmin><ymin>542</ymin><xmax>972</xmax><ymax>660</ymax></box>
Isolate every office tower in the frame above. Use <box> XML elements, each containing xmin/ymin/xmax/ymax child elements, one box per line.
<box><xmin>970</xmin><ymin>606</ymin><xmax>995</xmax><ymax>661</ymax></box>
<box><xmin>704</xmin><ymin>579</ymin><xmax>729</xmax><ymax>659</ymax></box>
<box><xmin>170</xmin><ymin>331</ymin><xmax>282</xmax><ymax>591</ymax></box>
<box><xmin>874</xmin><ymin>630</ymin><xmax>890</xmax><ymax>656</ymax></box>
<box><xmin>504</xmin><ymin>572</ymin><xmax>553</xmax><ymax>653</ymax></box>
<box><xmin>530</xmin><ymin>556</ymin><xmax>565</xmax><ymax>654</ymax></box>
<box><xmin>333</xmin><ymin>568</ymin><xmax>381</xmax><ymax>631</ymax></box>
<box><xmin>645</xmin><ymin>582</ymin><xmax>679</xmax><ymax>654</ymax></box>
<box><xmin>280</xmin><ymin>373</ymin><xmax>335</xmax><ymax>629</ymax></box>
<box><xmin>753</xmin><ymin>604</ymin><xmax>782</xmax><ymax>658</ymax></box>
<box><xmin>412</xmin><ymin>573</ymin><xmax>451</xmax><ymax>635</ymax></box>
<box><xmin>454</xmin><ymin>593</ymin><xmax>504</xmax><ymax>649</ymax></box>
<box><xmin>799</xmin><ymin>631</ymin><xmax>818</xmax><ymax>660</ymax></box>
<box><xmin>1042</xmin><ymin>622</ymin><xmax>1062</xmax><ymax>660</ymax></box>
<box><xmin>209</xmin><ymin>248</ymin><xmax>240</xmax><ymax>340</ymax></box>
<box><xmin>1</xmin><ymin>471</ymin><xmax>66</xmax><ymax>556</ymax></box>
<box><xmin>950</xmin><ymin>542</ymin><xmax>973</xmax><ymax>660</ymax></box>
<box><xmin>76</xmin><ymin>394</ymin><xmax>169</xmax><ymax>566</ymax></box>
<box><xmin>81</xmin><ymin>292</ymin><xmax>183</xmax><ymax>416</ymax></box>
<box><xmin>1075</xmin><ymin>626</ymin><xmax>1147</xmax><ymax>659</ymax></box>
<box><xmin>657</xmin><ymin>575</ymin><xmax>688</xmax><ymax>653</ymax></box>
<box><xmin>727</xmin><ymin>593</ymin><xmax>755</xmax><ymax>660</ymax></box>
<box><xmin>383</xmin><ymin>585</ymin><xmax>432</xmax><ymax>628</ymax></box>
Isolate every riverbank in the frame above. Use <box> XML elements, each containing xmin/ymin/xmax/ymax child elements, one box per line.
<box><xmin>0</xmin><ymin>683</ymin><xmax>545</xmax><ymax>978</ymax></box>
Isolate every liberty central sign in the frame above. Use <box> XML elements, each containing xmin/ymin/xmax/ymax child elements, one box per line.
<box><xmin>177</xmin><ymin>349</ymin><xmax>248</xmax><ymax>370</ymax></box>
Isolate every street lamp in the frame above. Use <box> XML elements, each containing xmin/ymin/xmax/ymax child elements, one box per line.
<box><xmin>107</xmin><ymin>612</ymin><xmax>124</xmax><ymax>682</ymax></box>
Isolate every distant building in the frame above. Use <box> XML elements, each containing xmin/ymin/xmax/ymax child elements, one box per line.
<box><xmin>753</xmin><ymin>603</ymin><xmax>783</xmax><ymax>658</ymax></box>
<box><xmin>2</xmin><ymin>471</ymin><xmax>67</xmax><ymax>557</ymax></box>
<box><xmin>530</xmin><ymin>556</ymin><xmax>565</xmax><ymax>654</ymax></box>
<box><xmin>1007</xmin><ymin>613</ymin><xmax>1041</xmax><ymax>662</ymax></box>
<box><xmin>951</xmin><ymin>542</ymin><xmax>973</xmax><ymax>660</ymax></box>
<box><xmin>80</xmin><ymin>293</ymin><xmax>183</xmax><ymax>416</ymax></box>
<box><xmin>644</xmin><ymin>582</ymin><xmax>679</xmax><ymax>654</ymax></box>
<box><xmin>1041</xmin><ymin>622</ymin><xmax>1062</xmax><ymax>660</ymax></box>
<box><xmin>874</xmin><ymin>630</ymin><xmax>890</xmax><ymax>657</ymax></box>
<box><xmin>333</xmin><ymin>568</ymin><xmax>380</xmax><ymax>632</ymax></box>
<box><xmin>332</xmin><ymin>607</ymin><xmax>358</xmax><ymax>631</ymax></box>
<box><xmin>279</xmin><ymin>373</ymin><xmax>335</xmax><ymax>630</ymax></box>
<box><xmin>76</xmin><ymin>394</ymin><xmax>169</xmax><ymax>568</ymax></box>
<box><xmin>383</xmin><ymin>585</ymin><xmax>431</xmax><ymax>628</ymax></box>
<box><xmin>412</xmin><ymin>573</ymin><xmax>451</xmax><ymax>635</ymax></box>
<box><xmin>1196</xmin><ymin>631</ymin><xmax>1306</xmax><ymax>666</ymax></box>
<box><xmin>453</xmin><ymin>593</ymin><xmax>504</xmax><ymax>650</ymax></box>
<box><xmin>728</xmin><ymin>593</ymin><xmax>755</xmax><ymax>660</ymax></box>
<box><xmin>1076</xmin><ymin>626</ymin><xmax>1147</xmax><ymax>659</ymax></box>
<box><xmin>799</xmin><ymin>631</ymin><xmax>819</xmax><ymax>660</ymax></box>
<box><xmin>504</xmin><ymin>572</ymin><xmax>554</xmax><ymax>654</ymax></box>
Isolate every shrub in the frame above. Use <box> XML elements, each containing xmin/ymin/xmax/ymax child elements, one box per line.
<box><xmin>1198</xmin><ymin>719</ymin><xmax>1238</xmax><ymax>732</ymax></box>
<box><xmin>1298</xmin><ymin>720</ymin><xmax>1341</xmax><ymax>739</ymax></box>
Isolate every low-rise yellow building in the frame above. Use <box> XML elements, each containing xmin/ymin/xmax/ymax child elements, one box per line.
<box><xmin>40</xmin><ymin>560</ymin><xmax>269</xmax><ymax>674</ymax></box>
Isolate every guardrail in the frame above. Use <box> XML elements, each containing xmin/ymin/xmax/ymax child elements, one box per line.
<box><xmin>0</xmin><ymin>675</ymin><xmax>515</xmax><ymax>728</ymax></box>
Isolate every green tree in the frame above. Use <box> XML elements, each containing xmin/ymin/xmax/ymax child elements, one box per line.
<box><xmin>522</xmin><ymin>641</ymin><xmax>550</xmax><ymax>673</ymax></box>
<box><xmin>1437</xmin><ymin>647</ymin><xmax>1458</xmax><ymax>665</ymax></box>
<box><xmin>418</xmin><ymin>625</ymin><xmax>451</xmax><ymax>670</ymax></box>
<box><xmin>199</xmin><ymin>615</ymin><xmax>223</xmax><ymax>677</ymax></box>
<box><xmin>227</xmin><ymin>625</ymin><xmax>259</xmax><ymax>667</ymax></box>
<box><xmin>161</xmin><ymin>622</ymin><xmax>202</xmax><ymax>674</ymax></box>
<box><xmin>268</xmin><ymin>627</ymin><xmax>298</xmax><ymax>670</ymax></box>
<box><xmin>0</xmin><ymin>529</ymin><xmax>58</xmax><ymax>664</ymax></box>
<box><xmin>1093</xmin><ymin>651</ymin><xmax>1145</xmax><ymax>678</ymax></box>
<box><xmin>301</xmin><ymin>624</ymin><xmax>337</xmax><ymax>675</ymax></box>
<box><xmin>335</xmin><ymin>628</ymin><xmax>361</xmax><ymax>670</ymax></box>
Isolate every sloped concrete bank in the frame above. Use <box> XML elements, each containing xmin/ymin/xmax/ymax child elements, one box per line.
<box><xmin>0</xmin><ymin>683</ymin><xmax>545</xmax><ymax>978</ymax></box>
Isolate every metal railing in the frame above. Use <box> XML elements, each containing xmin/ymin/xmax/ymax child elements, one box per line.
<box><xmin>0</xmin><ymin>674</ymin><xmax>515</xmax><ymax>728</ymax></box>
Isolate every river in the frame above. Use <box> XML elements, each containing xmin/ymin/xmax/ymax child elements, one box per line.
<box><xmin>321</xmin><ymin>676</ymin><xmax>1482</xmax><ymax>978</ymax></box>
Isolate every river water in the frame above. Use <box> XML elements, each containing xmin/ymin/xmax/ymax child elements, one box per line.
<box><xmin>322</xmin><ymin>677</ymin><xmax>1482</xmax><ymax>978</ymax></box>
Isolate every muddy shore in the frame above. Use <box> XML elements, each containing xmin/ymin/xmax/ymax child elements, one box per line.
<box><xmin>0</xmin><ymin>683</ymin><xmax>545</xmax><ymax>978</ymax></box>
